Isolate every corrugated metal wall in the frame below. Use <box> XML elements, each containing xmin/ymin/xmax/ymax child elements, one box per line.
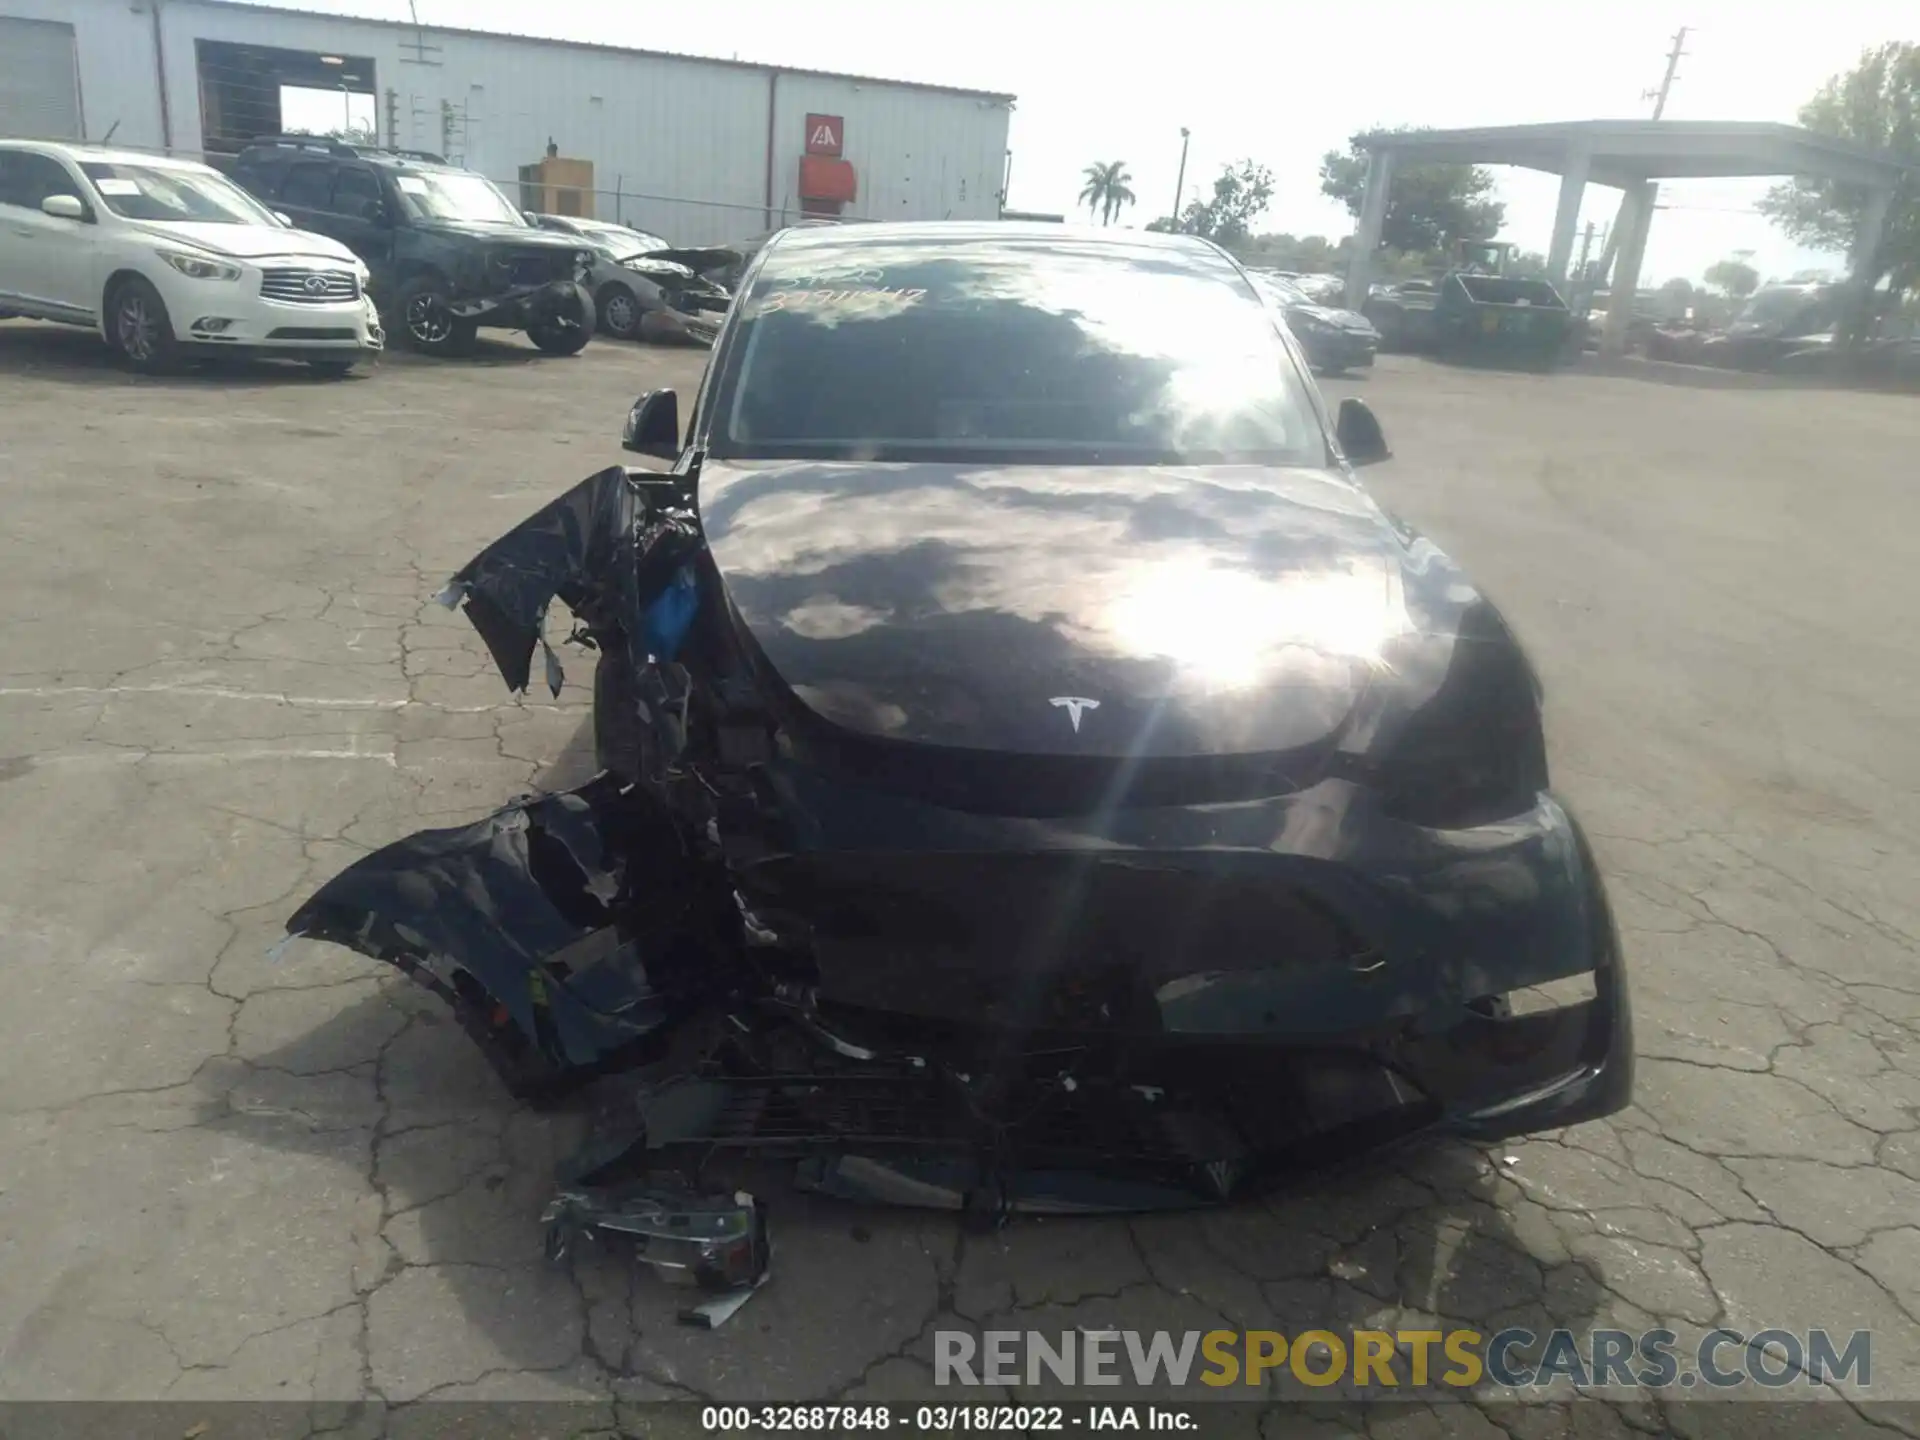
<box><xmin>14</xmin><ymin>0</ymin><xmax>1011</xmax><ymax>245</ymax></box>
<box><xmin>769</xmin><ymin>72</ymin><xmax>1010</xmax><ymax>227</ymax></box>
<box><xmin>2</xmin><ymin>0</ymin><xmax>158</xmax><ymax>148</ymax></box>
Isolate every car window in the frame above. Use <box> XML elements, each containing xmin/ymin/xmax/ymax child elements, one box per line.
<box><xmin>712</xmin><ymin>236</ymin><xmax>1324</xmax><ymax>467</ymax></box>
<box><xmin>278</xmin><ymin>162</ymin><xmax>334</xmax><ymax>211</ymax></box>
<box><xmin>79</xmin><ymin>161</ymin><xmax>281</xmax><ymax>225</ymax></box>
<box><xmin>390</xmin><ymin>170</ymin><xmax>524</xmax><ymax>225</ymax></box>
<box><xmin>0</xmin><ymin>150</ymin><xmax>82</xmax><ymax>211</ymax></box>
<box><xmin>331</xmin><ymin>166</ymin><xmax>383</xmax><ymax>217</ymax></box>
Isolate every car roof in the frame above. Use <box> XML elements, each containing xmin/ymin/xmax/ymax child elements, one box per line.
<box><xmin>234</xmin><ymin>139</ymin><xmax>469</xmax><ymax>176</ymax></box>
<box><xmin>0</xmin><ymin>140</ymin><xmax>215</xmax><ymax>173</ymax></box>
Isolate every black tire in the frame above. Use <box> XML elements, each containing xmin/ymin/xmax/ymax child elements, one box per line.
<box><xmin>395</xmin><ymin>276</ymin><xmax>476</xmax><ymax>356</ymax></box>
<box><xmin>107</xmin><ymin>275</ymin><xmax>182</xmax><ymax>374</ymax></box>
<box><xmin>592</xmin><ymin>649</ymin><xmax>647</xmax><ymax>781</ymax></box>
<box><xmin>528</xmin><ymin>291</ymin><xmax>595</xmax><ymax>355</ymax></box>
<box><xmin>305</xmin><ymin>358</ymin><xmax>357</xmax><ymax>378</ymax></box>
<box><xmin>595</xmin><ymin>283</ymin><xmax>642</xmax><ymax>341</ymax></box>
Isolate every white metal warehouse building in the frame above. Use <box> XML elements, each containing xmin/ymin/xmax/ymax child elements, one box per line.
<box><xmin>0</xmin><ymin>0</ymin><xmax>1016</xmax><ymax>243</ymax></box>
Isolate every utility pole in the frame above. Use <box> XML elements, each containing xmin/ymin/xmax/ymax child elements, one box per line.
<box><xmin>1171</xmin><ymin>128</ymin><xmax>1190</xmax><ymax>226</ymax></box>
<box><xmin>1598</xmin><ymin>26</ymin><xmax>1690</xmax><ymax>287</ymax></box>
<box><xmin>1574</xmin><ymin>221</ymin><xmax>1596</xmax><ymax>283</ymax></box>
<box><xmin>1643</xmin><ymin>26</ymin><xmax>1689</xmax><ymax>119</ymax></box>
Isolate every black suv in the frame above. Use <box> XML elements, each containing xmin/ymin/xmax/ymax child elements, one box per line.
<box><xmin>232</xmin><ymin>136</ymin><xmax>594</xmax><ymax>357</ymax></box>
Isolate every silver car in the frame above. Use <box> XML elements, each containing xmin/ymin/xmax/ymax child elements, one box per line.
<box><xmin>529</xmin><ymin>214</ymin><xmax>734</xmax><ymax>343</ymax></box>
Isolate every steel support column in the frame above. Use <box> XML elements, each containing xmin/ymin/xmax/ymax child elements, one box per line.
<box><xmin>1600</xmin><ymin>180</ymin><xmax>1657</xmax><ymax>357</ymax></box>
<box><xmin>1545</xmin><ymin>146</ymin><xmax>1592</xmax><ymax>287</ymax></box>
<box><xmin>1343</xmin><ymin>147</ymin><xmax>1394</xmax><ymax>311</ymax></box>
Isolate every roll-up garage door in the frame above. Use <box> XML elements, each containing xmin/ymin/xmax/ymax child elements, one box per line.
<box><xmin>0</xmin><ymin>17</ymin><xmax>83</xmax><ymax>141</ymax></box>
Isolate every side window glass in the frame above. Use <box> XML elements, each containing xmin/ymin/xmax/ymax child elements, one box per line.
<box><xmin>331</xmin><ymin>166</ymin><xmax>383</xmax><ymax>218</ymax></box>
<box><xmin>1</xmin><ymin>152</ymin><xmax>80</xmax><ymax>210</ymax></box>
<box><xmin>279</xmin><ymin>162</ymin><xmax>334</xmax><ymax>211</ymax></box>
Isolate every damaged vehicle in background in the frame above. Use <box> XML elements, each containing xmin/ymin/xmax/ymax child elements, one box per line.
<box><xmin>1250</xmin><ymin>270</ymin><xmax>1379</xmax><ymax>374</ymax></box>
<box><xmin>233</xmin><ymin>136</ymin><xmax>595</xmax><ymax>356</ymax></box>
<box><xmin>284</xmin><ymin>223</ymin><xmax>1633</xmax><ymax>1227</ymax></box>
<box><xmin>530</xmin><ymin>213</ymin><xmax>736</xmax><ymax>345</ymax></box>
<box><xmin>1643</xmin><ymin>279</ymin><xmax>1843</xmax><ymax>370</ymax></box>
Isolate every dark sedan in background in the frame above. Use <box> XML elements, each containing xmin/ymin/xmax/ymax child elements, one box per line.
<box><xmin>1251</xmin><ymin>270</ymin><xmax>1380</xmax><ymax>373</ymax></box>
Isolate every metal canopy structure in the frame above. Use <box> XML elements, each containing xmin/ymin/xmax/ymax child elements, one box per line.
<box><xmin>1341</xmin><ymin>120</ymin><xmax>1910</xmax><ymax>355</ymax></box>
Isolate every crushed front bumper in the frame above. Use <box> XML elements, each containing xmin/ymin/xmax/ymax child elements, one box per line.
<box><xmin>454</xmin><ymin>278</ymin><xmax>593</xmax><ymax>330</ymax></box>
<box><xmin>283</xmin><ymin>764</ymin><xmax>1631</xmax><ymax>1207</ymax></box>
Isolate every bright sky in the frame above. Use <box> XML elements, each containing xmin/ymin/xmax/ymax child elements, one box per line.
<box><xmin>277</xmin><ymin>0</ymin><xmax>1914</xmax><ymax>285</ymax></box>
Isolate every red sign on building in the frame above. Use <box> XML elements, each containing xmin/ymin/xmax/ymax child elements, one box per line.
<box><xmin>804</xmin><ymin>114</ymin><xmax>844</xmax><ymax>157</ymax></box>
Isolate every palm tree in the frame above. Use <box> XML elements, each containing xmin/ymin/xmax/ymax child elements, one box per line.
<box><xmin>1078</xmin><ymin>161</ymin><xmax>1137</xmax><ymax>225</ymax></box>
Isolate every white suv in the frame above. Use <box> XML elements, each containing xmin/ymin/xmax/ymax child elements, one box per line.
<box><xmin>0</xmin><ymin>141</ymin><xmax>383</xmax><ymax>375</ymax></box>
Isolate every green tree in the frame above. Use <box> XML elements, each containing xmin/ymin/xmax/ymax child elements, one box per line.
<box><xmin>1166</xmin><ymin>161</ymin><xmax>1275</xmax><ymax>244</ymax></box>
<box><xmin>1078</xmin><ymin>161</ymin><xmax>1137</xmax><ymax>225</ymax></box>
<box><xmin>1320</xmin><ymin>130</ymin><xmax>1505</xmax><ymax>254</ymax></box>
<box><xmin>1703</xmin><ymin>258</ymin><xmax>1761</xmax><ymax>297</ymax></box>
<box><xmin>1758</xmin><ymin>42</ymin><xmax>1919</xmax><ymax>296</ymax></box>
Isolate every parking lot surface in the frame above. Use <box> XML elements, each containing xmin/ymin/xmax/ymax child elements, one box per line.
<box><xmin>3</xmin><ymin>321</ymin><xmax>1919</xmax><ymax>1430</ymax></box>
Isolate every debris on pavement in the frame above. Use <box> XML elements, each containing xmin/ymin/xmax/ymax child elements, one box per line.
<box><xmin>541</xmin><ymin>1182</ymin><xmax>771</xmax><ymax>1330</ymax></box>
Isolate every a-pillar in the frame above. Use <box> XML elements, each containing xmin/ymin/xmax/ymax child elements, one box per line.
<box><xmin>1545</xmin><ymin>145</ymin><xmax>1591</xmax><ymax>288</ymax></box>
<box><xmin>1343</xmin><ymin>147</ymin><xmax>1394</xmax><ymax>311</ymax></box>
<box><xmin>1600</xmin><ymin>180</ymin><xmax>1657</xmax><ymax>357</ymax></box>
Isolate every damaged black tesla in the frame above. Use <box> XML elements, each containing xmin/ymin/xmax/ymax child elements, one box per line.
<box><xmin>286</xmin><ymin>222</ymin><xmax>1632</xmax><ymax>1221</ymax></box>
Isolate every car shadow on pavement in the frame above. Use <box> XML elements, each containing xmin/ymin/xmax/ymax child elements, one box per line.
<box><xmin>205</xmin><ymin>968</ymin><xmax>1607</xmax><ymax>1403</ymax></box>
<box><xmin>381</xmin><ymin>335</ymin><xmax>569</xmax><ymax>370</ymax></box>
<box><xmin>0</xmin><ymin>320</ymin><xmax>371</xmax><ymax>388</ymax></box>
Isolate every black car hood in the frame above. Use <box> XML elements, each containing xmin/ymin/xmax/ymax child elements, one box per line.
<box><xmin>698</xmin><ymin>460</ymin><xmax>1473</xmax><ymax>760</ymax></box>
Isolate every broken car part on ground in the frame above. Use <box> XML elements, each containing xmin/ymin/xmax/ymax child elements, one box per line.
<box><xmin>284</xmin><ymin>224</ymin><xmax>1633</xmax><ymax>1261</ymax></box>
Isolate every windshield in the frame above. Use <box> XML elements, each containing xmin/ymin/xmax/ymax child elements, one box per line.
<box><xmin>80</xmin><ymin>162</ymin><xmax>279</xmax><ymax>225</ymax></box>
<box><xmin>712</xmin><ymin>236</ymin><xmax>1324</xmax><ymax>466</ymax></box>
<box><xmin>391</xmin><ymin>171</ymin><xmax>524</xmax><ymax>225</ymax></box>
<box><xmin>595</xmin><ymin>224</ymin><xmax>668</xmax><ymax>252</ymax></box>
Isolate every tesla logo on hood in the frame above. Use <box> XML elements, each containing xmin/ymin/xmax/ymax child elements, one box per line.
<box><xmin>1049</xmin><ymin>697</ymin><xmax>1100</xmax><ymax>732</ymax></box>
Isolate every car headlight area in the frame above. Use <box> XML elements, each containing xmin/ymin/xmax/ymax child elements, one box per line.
<box><xmin>159</xmin><ymin>249</ymin><xmax>243</xmax><ymax>282</ymax></box>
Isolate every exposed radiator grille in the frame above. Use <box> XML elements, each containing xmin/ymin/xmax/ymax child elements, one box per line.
<box><xmin>495</xmin><ymin>252</ymin><xmax>564</xmax><ymax>286</ymax></box>
<box><xmin>259</xmin><ymin>268</ymin><xmax>359</xmax><ymax>304</ymax></box>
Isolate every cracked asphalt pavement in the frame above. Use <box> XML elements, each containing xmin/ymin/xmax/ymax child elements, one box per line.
<box><xmin>3</xmin><ymin>320</ymin><xmax>1918</xmax><ymax>1434</ymax></box>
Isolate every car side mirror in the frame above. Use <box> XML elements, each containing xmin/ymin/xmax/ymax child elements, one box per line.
<box><xmin>623</xmin><ymin>390</ymin><xmax>681</xmax><ymax>459</ymax></box>
<box><xmin>1335</xmin><ymin>397</ymin><xmax>1391</xmax><ymax>467</ymax></box>
<box><xmin>41</xmin><ymin>194</ymin><xmax>85</xmax><ymax>221</ymax></box>
<box><xmin>523</xmin><ymin>210</ymin><xmax>540</xmax><ymax>226</ymax></box>
<box><xmin>272</xmin><ymin>210</ymin><xmax>293</xmax><ymax>226</ymax></box>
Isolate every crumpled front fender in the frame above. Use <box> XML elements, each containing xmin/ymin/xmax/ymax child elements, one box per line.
<box><xmin>436</xmin><ymin>466</ymin><xmax>703</xmax><ymax>697</ymax></box>
<box><xmin>284</xmin><ymin>774</ymin><xmax>736</xmax><ymax>1100</ymax></box>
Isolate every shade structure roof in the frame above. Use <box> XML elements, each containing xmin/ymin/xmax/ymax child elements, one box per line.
<box><xmin>1356</xmin><ymin>121</ymin><xmax>1910</xmax><ymax>189</ymax></box>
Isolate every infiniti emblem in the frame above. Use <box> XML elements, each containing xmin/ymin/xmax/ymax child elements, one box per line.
<box><xmin>303</xmin><ymin>273</ymin><xmax>330</xmax><ymax>294</ymax></box>
<box><xmin>1049</xmin><ymin>696</ymin><xmax>1099</xmax><ymax>732</ymax></box>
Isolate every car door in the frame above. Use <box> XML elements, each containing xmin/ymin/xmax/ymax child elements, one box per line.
<box><xmin>325</xmin><ymin>164</ymin><xmax>396</xmax><ymax>293</ymax></box>
<box><xmin>0</xmin><ymin>149</ymin><xmax>97</xmax><ymax>321</ymax></box>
